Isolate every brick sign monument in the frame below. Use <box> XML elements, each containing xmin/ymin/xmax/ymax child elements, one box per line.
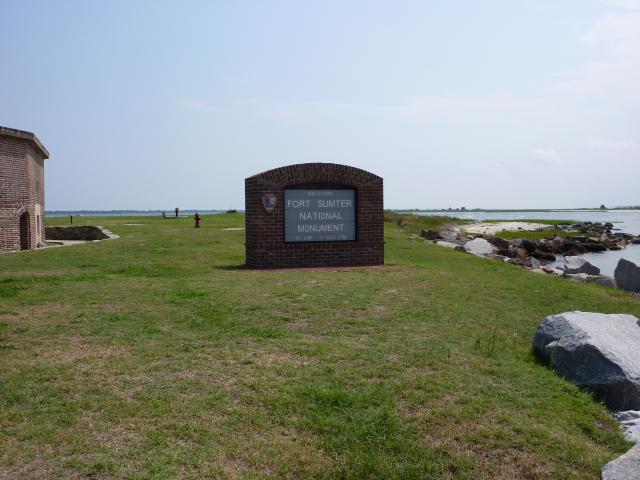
<box><xmin>245</xmin><ymin>163</ymin><xmax>384</xmax><ymax>269</ymax></box>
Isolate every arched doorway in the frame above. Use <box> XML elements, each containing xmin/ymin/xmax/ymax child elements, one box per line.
<box><xmin>19</xmin><ymin>212</ymin><xmax>31</xmax><ymax>250</ymax></box>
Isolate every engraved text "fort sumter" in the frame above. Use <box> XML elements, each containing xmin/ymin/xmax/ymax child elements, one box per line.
<box><xmin>284</xmin><ymin>189</ymin><xmax>356</xmax><ymax>242</ymax></box>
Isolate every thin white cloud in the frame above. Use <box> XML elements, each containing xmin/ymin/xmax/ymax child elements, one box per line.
<box><xmin>179</xmin><ymin>99</ymin><xmax>223</xmax><ymax>112</ymax></box>
<box><xmin>234</xmin><ymin>97</ymin><xmax>358</xmax><ymax>120</ymax></box>
<box><xmin>530</xmin><ymin>149</ymin><xmax>561</xmax><ymax>166</ymax></box>
<box><xmin>605</xmin><ymin>0</ymin><xmax>640</xmax><ymax>9</ymax></box>
<box><xmin>232</xmin><ymin>94</ymin><xmax>550</xmax><ymax>122</ymax></box>
<box><xmin>587</xmin><ymin>139</ymin><xmax>638</xmax><ymax>149</ymax></box>
<box><xmin>554</xmin><ymin>7</ymin><xmax>640</xmax><ymax>99</ymax></box>
<box><xmin>399</xmin><ymin>94</ymin><xmax>540</xmax><ymax>116</ymax></box>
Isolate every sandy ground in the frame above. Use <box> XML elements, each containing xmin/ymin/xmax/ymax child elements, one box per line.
<box><xmin>460</xmin><ymin>222</ymin><xmax>549</xmax><ymax>235</ymax></box>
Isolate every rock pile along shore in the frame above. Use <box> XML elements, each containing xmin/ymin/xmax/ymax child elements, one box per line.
<box><xmin>421</xmin><ymin>221</ymin><xmax>640</xmax><ymax>292</ymax></box>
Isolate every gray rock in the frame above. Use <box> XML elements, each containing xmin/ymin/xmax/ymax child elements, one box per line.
<box><xmin>421</xmin><ymin>229</ymin><xmax>442</xmax><ymax>240</ymax></box>
<box><xmin>541</xmin><ymin>266</ymin><xmax>564</xmax><ymax>276</ymax></box>
<box><xmin>435</xmin><ymin>241</ymin><xmax>458</xmax><ymax>249</ymax></box>
<box><xmin>441</xmin><ymin>231</ymin><xmax>460</xmax><ymax>243</ymax></box>
<box><xmin>487</xmin><ymin>235</ymin><xmax>510</xmax><ymax>249</ymax></box>
<box><xmin>513</xmin><ymin>247</ymin><xmax>529</xmax><ymax>259</ymax></box>
<box><xmin>615</xmin><ymin>258</ymin><xmax>640</xmax><ymax>293</ymax></box>
<box><xmin>616</xmin><ymin>410</ymin><xmax>640</xmax><ymax>422</ymax></box>
<box><xmin>524</xmin><ymin>257</ymin><xmax>541</xmax><ymax>269</ymax></box>
<box><xmin>463</xmin><ymin>238</ymin><xmax>494</xmax><ymax>256</ymax></box>
<box><xmin>511</xmin><ymin>238</ymin><xmax>537</xmax><ymax>252</ymax></box>
<box><xmin>532</xmin><ymin>250</ymin><xmax>557</xmax><ymax>262</ymax></box>
<box><xmin>569</xmin><ymin>236</ymin><xmax>588</xmax><ymax>243</ymax></box>
<box><xmin>532</xmin><ymin>311</ymin><xmax>640</xmax><ymax>411</ymax></box>
<box><xmin>602</xmin><ymin>445</ymin><xmax>640</xmax><ymax>480</ymax></box>
<box><xmin>536</xmin><ymin>240</ymin><xmax>554</xmax><ymax>253</ymax></box>
<box><xmin>496</xmin><ymin>247</ymin><xmax>515</xmax><ymax>258</ymax></box>
<box><xmin>562</xmin><ymin>256</ymin><xmax>601</xmax><ymax>275</ymax></box>
<box><xmin>565</xmin><ymin>273</ymin><xmax>589</xmax><ymax>283</ymax></box>
<box><xmin>614</xmin><ymin>411</ymin><xmax>640</xmax><ymax>444</ymax></box>
<box><xmin>567</xmin><ymin>274</ymin><xmax>616</xmax><ymax>287</ymax></box>
<box><xmin>592</xmin><ymin>276</ymin><xmax>616</xmax><ymax>288</ymax></box>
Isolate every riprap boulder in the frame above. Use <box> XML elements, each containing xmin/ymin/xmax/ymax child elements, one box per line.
<box><xmin>532</xmin><ymin>311</ymin><xmax>640</xmax><ymax>411</ymax></box>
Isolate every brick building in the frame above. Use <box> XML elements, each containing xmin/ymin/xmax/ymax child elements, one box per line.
<box><xmin>0</xmin><ymin>126</ymin><xmax>50</xmax><ymax>252</ymax></box>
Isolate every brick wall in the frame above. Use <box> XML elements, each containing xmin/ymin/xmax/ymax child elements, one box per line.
<box><xmin>0</xmin><ymin>130</ymin><xmax>47</xmax><ymax>253</ymax></box>
<box><xmin>245</xmin><ymin>163</ymin><xmax>384</xmax><ymax>269</ymax></box>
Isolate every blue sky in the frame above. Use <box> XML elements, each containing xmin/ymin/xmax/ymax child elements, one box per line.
<box><xmin>1</xmin><ymin>0</ymin><xmax>639</xmax><ymax>210</ymax></box>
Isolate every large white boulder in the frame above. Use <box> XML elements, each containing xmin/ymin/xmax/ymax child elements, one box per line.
<box><xmin>562</xmin><ymin>256</ymin><xmax>600</xmax><ymax>275</ymax></box>
<box><xmin>615</xmin><ymin>258</ymin><xmax>640</xmax><ymax>293</ymax></box>
<box><xmin>602</xmin><ymin>445</ymin><xmax>640</xmax><ymax>480</ymax></box>
<box><xmin>463</xmin><ymin>238</ymin><xmax>494</xmax><ymax>256</ymax></box>
<box><xmin>532</xmin><ymin>311</ymin><xmax>640</xmax><ymax>411</ymax></box>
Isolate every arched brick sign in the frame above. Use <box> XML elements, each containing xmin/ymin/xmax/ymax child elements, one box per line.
<box><xmin>245</xmin><ymin>163</ymin><xmax>384</xmax><ymax>269</ymax></box>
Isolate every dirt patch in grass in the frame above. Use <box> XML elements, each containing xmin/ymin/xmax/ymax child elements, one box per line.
<box><xmin>36</xmin><ymin>337</ymin><xmax>131</xmax><ymax>365</ymax></box>
<box><xmin>80</xmin><ymin>413</ymin><xmax>143</xmax><ymax>453</ymax></box>
<box><xmin>457</xmin><ymin>443</ymin><xmax>554</xmax><ymax>480</ymax></box>
<box><xmin>399</xmin><ymin>400</ymin><xmax>556</xmax><ymax>479</ymax></box>
<box><xmin>0</xmin><ymin>302</ymin><xmax>74</xmax><ymax>327</ymax></box>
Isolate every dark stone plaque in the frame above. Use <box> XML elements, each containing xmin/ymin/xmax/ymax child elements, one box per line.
<box><xmin>284</xmin><ymin>189</ymin><xmax>356</xmax><ymax>242</ymax></box>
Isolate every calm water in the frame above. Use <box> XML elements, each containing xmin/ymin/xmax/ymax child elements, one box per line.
<box><xmin>46</xmin><ymin>210</ymin><xmax>226</xmax><ymax>217</ymax></box>
<box><xmin>579</xmin><ymin>246</ymin><xmax>640</xmax><ymax>277</ymax></box>
<box><xmin>411</xmin><ymin>210</ymin><xmax>640</xmax><ymax>276</ymax></box>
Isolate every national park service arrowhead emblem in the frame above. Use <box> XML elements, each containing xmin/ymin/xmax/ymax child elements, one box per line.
<box><xmin>261</xmin><ymin>193</ymin><xmax>277</xmax><ymax>213</ymax></box>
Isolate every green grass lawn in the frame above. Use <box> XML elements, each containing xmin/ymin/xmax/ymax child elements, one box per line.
<box><xmin>384</xmin><ymin>211</ymin><xmax>470</xmax><ymax>234</ymax></box>
<box><xmin>1</xmin><ymin>213</ymin><xmax>638</xmax><ymax>479</ymax></box>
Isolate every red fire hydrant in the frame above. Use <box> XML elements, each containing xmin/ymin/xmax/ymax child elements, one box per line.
<box><xmin>194</xmin><ymin>212</ymin><xmax>201</xmax><ymax>228</ymax></box>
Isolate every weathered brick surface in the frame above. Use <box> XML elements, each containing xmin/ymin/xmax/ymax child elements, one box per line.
<box><xmin>245</xmin><ymin>163</ymin><xmax>384</xmax><ymax>269</ymax></box>
<box><xmin>0</xmin><ymin>127</ymin><xmax>49</xmax><ymax>252</ymax></box>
